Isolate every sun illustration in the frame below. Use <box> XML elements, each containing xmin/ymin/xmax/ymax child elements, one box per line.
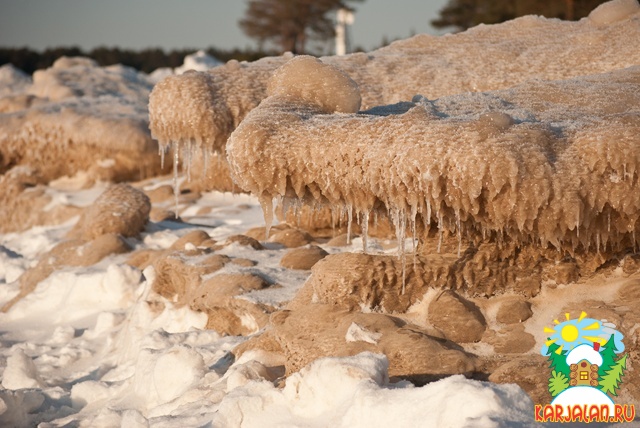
<box><xmin>541</xmin><ymin>311</ymin><xmax>608</xmax><ymax>356</ymax></box>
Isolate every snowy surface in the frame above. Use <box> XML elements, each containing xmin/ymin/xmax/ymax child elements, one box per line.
<box><xmin>0</xmin><ymin>182</ymin><xmax>538</xmax><ymax>427</ymax></box>
<box><xmin>175</xmin><ymin>50</ymin><xmax>222</xmax><ymax>75</ymax></box>
<box><xmin>566</xmin><ymin>344</ymin><xmax>604</xmax><ymax>366</ymax></box>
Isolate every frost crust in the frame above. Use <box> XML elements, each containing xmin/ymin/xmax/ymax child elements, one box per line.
<box><xmin>227</xmin><ymin>61</ymin><xmax>640</xmax><ymax>251</ymax></box>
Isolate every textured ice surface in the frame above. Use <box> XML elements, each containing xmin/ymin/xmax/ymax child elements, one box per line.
<box><xmin>0</xmin><ymin>57</ymin><xmax>161</xmax><ymax>181</ymax></box>
<box><xmin>589</xmin><ymin>0</ymin><xmax>640</xmax><ymax>24</ymax></box>
<box><xmin>0</xmin><ymin>64</ymin><xmax>32</xmax><ymax>98</ymax></box>
<box><xmin>28</xmin><ymin>56</ymin><xmax>153</xmax><ymax>101</ymax></box>
<box><xmin>149</xmin><ymin>1</ymin><xmax>640</xmax><ymax>165</ymax></box>
<box><xmin>227</xmin><ymin>61</ymin><xmax>640</xmax><ymax>252</ymax></box>
<box><xmin>267</xmin><ymin>56</ymin><xmax>360</xmax><ymax>114</ymax></box>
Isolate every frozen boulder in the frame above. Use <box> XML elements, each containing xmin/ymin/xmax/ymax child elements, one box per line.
<box><xmin>227</xmin><ymin>60</ymin><xmax>640</xmax><ymax>256</ymax></box>
<box><xmin>70</xmin><ymin>184</ymin><xmax>151</xmax><ymax>240</ymax></box>
<box><xmin>266</xmin><ymin>304</ymin><xmax>477</xmax><ymax>383</ymax></box>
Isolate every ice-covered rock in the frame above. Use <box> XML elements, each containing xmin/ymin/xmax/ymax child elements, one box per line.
<box><xmin>589</xmin><ymin>0</ymin><xmax>640</xmax><ymax>25</ymax></box>
<box><xmin>227</xmin><ymin>60</ymin><xmax>640</xmax><ymax>254</ymax></box>
<box><xmin>0</xmin><ymin>57</ymin><xmax>164</xmax><ymax>183</ymax></box>
<box><xmin>29</xmin><ymin>56</ymin><xmax>152</xmax><ymax>101</ymax></box>
<box><xmin>267</xmin><ymin>56</ymin><xmax>360</xmax><ymax>114</ymax></box>
<box><xmin>70</xmin><ymin>184</ymin><xmax>151</xmax><ymax>240</ymax></box>
<box><xmin>149</xmin><ymin>0</ymin><xmax>640</xmax><ymax>183</ymax></box>
<box><xmin>0</xmin><ymin>167</ymin><xmax>82</xmax><ymax>234</ymax></box>
<box><xmin>428</xmin><ymin>290</ymin><xmax>487</xmax><ymax>343</ymax></box>
<box><xmin>0</xmin><ymin>64</ymin><xmax>32</xmax><ymax>98</ymax></box>
<box><xmin>247</xmin><ymin>305</ymin><xmax>477</xmax><ymax>383</ymax></box>
<box><xmin>279</xmin><ymin>245</ymin><xmax>328</xmax><ymax>270</ymax></box>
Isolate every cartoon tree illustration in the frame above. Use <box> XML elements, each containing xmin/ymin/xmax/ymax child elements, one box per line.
<box><xmin>598</xmin><ymin>334</ymin><xmax>619</xmax><ymax>379</ymax></box>
<box><xmin>599</xmin><ymin>353</ymin><xmax>628</xmax><ymax>396</ymax></box>
<box><xmin>546</xmin><ymin>342</ymin><xmax>570</xmax><ymax>378</ymax></box>
<box><xmin>549</xmin><ymin>370</ymin><xmax>569</xmax><ymax>397</ymax></box>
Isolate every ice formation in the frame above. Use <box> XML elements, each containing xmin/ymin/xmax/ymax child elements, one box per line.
<box><xmin>0</xmin><ymin>64</ymin><xmax>32</xmax><ymax>98</ymax></box>
<box><xmin>28</xmin><ymin>56</ymin><xmax>153</xmax><ymax>101</ymax></box>
<box><xmin>227</xmin><ymin>58</ymin><xmax>640</xmax><ymax>253</ymax></box>
<box><xmin>148</xmin><ymin>0</ymin><xmax>640</xmax><ymax>187</ymax></box>
<box><xmin>0</xmin><ymin>57</ymin><xmax>163</xmax><ymax>182</ymax></box>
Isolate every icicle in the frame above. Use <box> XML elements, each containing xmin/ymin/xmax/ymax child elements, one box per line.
<box><xmin>331</xmin><ymin>206</ymin><xmax>338</xmax><ymax>237</ymax></box>
<box><xmin>391</xmin><ymin>208</ymin><xmax>407</xmax><ymax>294</ymax></box>
<box><xmin>347</xmin><ymin>204</ymin><xmax>353</xmax><ymax>245</ymax></box>
<box><xmin>362</xmin><ymin>211</ymin><xmax>369</xmax><ymax>253</ymax></box>
<box><xmin>185</xmin><ymin>139</ymin><xmax>193</xmax><ymax>182</ymax></box>
<box><xmin>410</xmin><ymin>204</ymin><xmax>417</xmax><ymax>254</ymax></box>
<box><xmin>437</xmin><ymin>212</ymin><xmax>444</xmax><ymax>253</ymax></box>
<box><xmin>159</xmin><ymin>141</ymin><xmax>167</xmax><ymax>169</ymax></box>
<box><xmin>259</xmin><ymin>194</ymin><xmax>274</xmax><ymax>240</ymax></box>
<box><xmin>173</xmin><ymin>143</ymin><xmax>180</xmax><ymax>215</ymax></box>
<box><xmin>282</xmin><ymin>196</ymin><xmax>292</xmax><ymax>223</ymax></box>
<box><xmin>203</xmin><ymin>147</ymin><xmax>210</xmax><ymax>177</ymax></box>
<box><xmin>456</xmin><ymin>210</ymin><xmax>462</xmax><ymax>257</ymax></box>
<box><xmin>295</xmin><ymin>199</ymin><xmax>302</xmax><ymax>227</ymax></box>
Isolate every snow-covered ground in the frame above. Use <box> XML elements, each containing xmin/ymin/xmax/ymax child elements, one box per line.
<box><xmin>0</xmin><ymin>182</ymin><xmax>539</xmax><ymax>427</ymax></box>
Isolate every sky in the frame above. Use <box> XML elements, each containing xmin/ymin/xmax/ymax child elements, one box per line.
<box><xmin>0</xmin><ymin>0</ymin><xmax>449</xmax><ymax>54</ymax></box>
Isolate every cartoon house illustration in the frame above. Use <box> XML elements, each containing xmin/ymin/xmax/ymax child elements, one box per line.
<box><xmin>566</xmin><ymin>343</ymin><xmax>602</xmax><ymax>387</ymax></box>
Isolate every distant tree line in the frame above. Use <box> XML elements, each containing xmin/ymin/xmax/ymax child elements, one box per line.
<box><xmin>432</xmin><ymin>0</ymin><xmax>611</xmax><ymax>31</ymax></box>
<box><xmin>0</xmin><ymin>46</ymin><xmax>276</xmax><ymax>75</ymax></box>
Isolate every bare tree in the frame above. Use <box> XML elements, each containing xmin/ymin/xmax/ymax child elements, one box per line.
<box><xmin>240</xmin><ymin>0</ymin><xmax>363</xmax><ymax>54</ymax></box>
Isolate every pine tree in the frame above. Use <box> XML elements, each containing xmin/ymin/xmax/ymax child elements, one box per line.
<box><xmin>599</xmin><ymin>354</ymin><xmax>628</xmax><ymax>397</ymax></box>
<box><xmin>598</xmin><ymin>334</ymin><xmax>619</xmax><ymax>379</ymax></box>
<box><xmin>549</xmin><ymin>370</ymin><xmax>569</xmax><ymax>397</ymax></box>
<box><xmin>546</xmin><ymin>342</ymin><xmax>571</xmax><ymax>378</ymax></box>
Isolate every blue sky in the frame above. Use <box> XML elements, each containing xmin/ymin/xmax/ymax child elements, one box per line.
<box><xmin>0</xmin><ymin>0</ymin><xmax>449</xmax><ymax>53</ymax></box>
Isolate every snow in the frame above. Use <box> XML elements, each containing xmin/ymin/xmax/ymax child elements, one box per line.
<box><xmin>175</xmin><ymin>50</ymin><xmax>223</xmax><ymax>75</ymax></box>
<box><xmin>0</xmin><ymin>181</ymin><xmax>540</xmax><ymax>427</ymax></box>
<box><xmin>346</xmin><ymin>322</ymin><xmax>382</xmax><ymax>345</ymax></box>
<box><xmin>213</xmin><ymin>354</ymin><xmax>534</xmax><ymax>428</ymax></box>
<box><xmin>565</xmin><ymin>344</ymin><xmax>604</xmax><ymax>366</ymax></box>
